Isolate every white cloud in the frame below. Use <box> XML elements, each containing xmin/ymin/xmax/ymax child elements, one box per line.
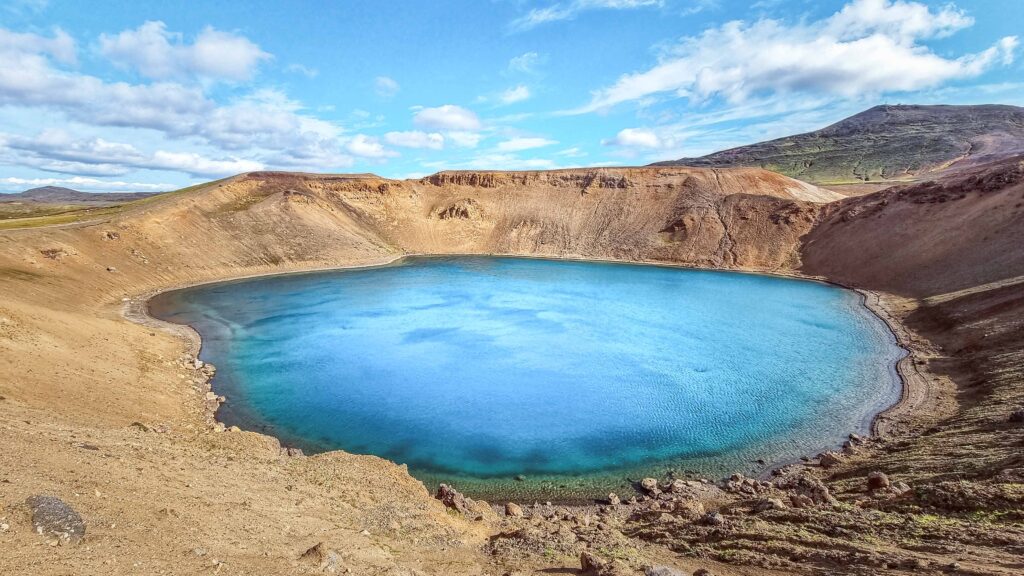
<box><xmin>383</xmin><ymin>130</ymin><xmax>444</xmax><ymax>150</ymax></box>
<box><xmin>285</xmin><ymin>63</ymin><xmax>319</xmax><ymax>78</ymax></box>
<box><xmin>0</xmin><ymin>176</ymin><xmax>173</xmax><ymax>192</ymax></box>
<box><xmin>0</xmin><ymin>27</ymin><xmax>75</xmax><ymax>64</ymax></box>
<box><xmin>507</xmin><ymin>52</ymin><xmax>544</xmax><ymax>74</ymax></box>
<box><xmin>445</xmin><ymin>131</ymin><xmax>483</xmax><ymax>148</ymax></box>
<box><xmin>2</xmin><ymin>129</ymin><xmax>264</xmax><ymax>177</ymax></box>
<box><xmin>413</xmin><ymin>105</ymin><xmax>482</xmax><ymax>131</ymax></box>
<box><xmin>511</xmin><ymin>0</ymin><xmax>663</xmax><ymax>31</ymax></box>
<box><xmin>602</xmin><ymin>128</ymin><xmax>662</xmax><ymax>149</ymax></box>
<box><xmin>496</xmin><ymin>137</ymin><xmax>557</xmax><ymax>151</ymax></box>
<box><xmin>499</xmin><ymin>85</ymin><xmax>531</xmax><ymax>105</ymax></box>
<box><xmin>570</xmin><ymin>0</ymin><xmax>1019</xmax><ymax>113</ymax></box>
<box><xmin>374</xmin><ymin>76</ymin><xmax>400</xmax><ymax>98</ymax></box>
<box><xmin>345</xmin><ymin>134</ymin><xmax>397</xmax><ymax>159</ymax></box>
<box><xmin>99</xmin><ymin>21</ymin><xmax>270</xmax><ymax>81</ymax></box>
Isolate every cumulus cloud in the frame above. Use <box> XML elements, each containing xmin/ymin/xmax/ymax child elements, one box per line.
<box><xmin>344</xmin><ymin>134</ymin><xmax>397</xmax><ymax>159</ymax></box>
<box><xmin>499</xmin><ymin>85</ymin><xmax>531</xmax><ymax>105</ymax></box>
<box><xmin>2</xmin><ymin>130</ymin><xmax>264</xmax><ymax>177</ymax></box>
<box><xmin>511</xmin><ymin>0</ymin><xmax>663</xmax><ymax>31</ymax></box>
<box><xmin>0</xmin><ymin>30</ymin><xmax>356</xmax><ymax>172</ymax></box>
<box><xmin>445</xmin><ymin>131</ymin><xmax>482</xmax><ymax>148</ymax></box>
<box><xmin>570</xmin><ymin>0</ymin><xmax>1019</xmax><ymax>113</ymax></box>
<box><xmin>495</xmin><ymin>137</ymin><xmax>557</xmax><ymax>152</ymax></box>
<box><xmin>384</xmin><ymin>131</ymin><xmax>444</xmax><ymax>150</ymax></box>
<box><xmin>99</xmin><ymin>21</ymin><xmax>270</xmax><ymax>81</ymax></box>
<box><xmin>374</xmin><ymin>76</ymin><xmax>400</xmax><ymax>98</ymax></box>
<box><xmin>602</xmin><ymin>128</ymin><xmax>662</xmax><ymax>149</ymax></box>
<box><xmin>413</xmin><ymin>105</ymin><xmax>482</xmax><ymax>131</ymax></box>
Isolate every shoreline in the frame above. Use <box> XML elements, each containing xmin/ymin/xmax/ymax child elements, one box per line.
<box><xmin>127</xmin><ymin>252</ymin><xmax>924</xmax><ymax>503</ymax></box>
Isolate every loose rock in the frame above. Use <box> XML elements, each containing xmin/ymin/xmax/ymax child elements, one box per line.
<box><xmin>867</xmin><ymin>471</ymin><xmax>891</xmax><ymax>490</ymax></box>
<box><xmin>26</xmin><ymin>495</ymin><xmax>85</xmax><ymax>544</ymax></box>
<box><xmin>505</xmin><ymin>502</ymin><xmax>523</xmax><ymax>518</ymax></box>
<box><xmin>436</xmin><ymin>484</ymin><xmax>469</xmax><ymax>514</ymax></box>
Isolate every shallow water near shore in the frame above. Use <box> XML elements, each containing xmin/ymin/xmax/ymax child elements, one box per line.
<box><xmin>150</xmin><ymin>256</ymin><xmax>903</xmax><ymax>501</ymax></box>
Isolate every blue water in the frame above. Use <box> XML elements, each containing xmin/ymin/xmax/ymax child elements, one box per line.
<box><xmin>150</xmin><ymin>257</ymin><xmax>903</xmax><ymax>500</ymax></box>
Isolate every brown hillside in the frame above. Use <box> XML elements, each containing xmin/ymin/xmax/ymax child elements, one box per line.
<box><xmin>0</xmin><ymin>163</ymin><xmax>1022</xmax><ymax>575</ymax></box>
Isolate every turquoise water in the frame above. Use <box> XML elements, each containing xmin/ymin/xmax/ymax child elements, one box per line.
<box><xmin>150</xmin><ymin>257</ymin><xmax>903</xmax><ymax>501</ymax></box>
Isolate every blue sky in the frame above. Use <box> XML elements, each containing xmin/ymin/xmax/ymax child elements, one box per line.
<box><xmin>0</xmin><ymin>0</ymin><xmax>1021</xmax><ymax>191</ymax></box>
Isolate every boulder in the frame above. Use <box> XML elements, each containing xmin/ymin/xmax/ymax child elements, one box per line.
<box><xmin>26</xmin><ymin>496</ymin><xmax>85</xmax><ymax>544</ymax></box>
<box><xmin>867</xmin><ymin>471</ymin><xmax>891</xmax><ymax>490</ymax></box>
<box><xmin>671</xmin><ymin>500</ymin><xmax>705</xmax><ymax>520</ymax></box>
<box><xmin>640</xmin><ymin>478</ymin><xmax>659</xmax><ymax>493</ymax></box>
<box><xmin>436</xmin><ymin>484</ymin><xmax>469</xmax><ymax>514</ymax></box>
<box><xmin>818</xmin><ymin>451</ymin><xmax>843</xmax><ymax>468</ymax></box>
<box><xmin>753</xmin><ymin>498</ymin><xmax>786</xmax><ymax>512</ymax></box>
<box><xmin>580</xmin><ymin>551</ymin><xmax>607</xmax><ymax>574</ymax></box>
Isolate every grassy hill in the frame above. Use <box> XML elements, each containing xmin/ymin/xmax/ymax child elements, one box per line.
<box><xmin>653</xmin><ymin>104</ymin><xmax>1024</xmax><ymax>184</ymax></box>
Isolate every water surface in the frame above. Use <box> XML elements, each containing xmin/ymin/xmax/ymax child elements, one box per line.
<box><xmin>150</xmin><ymin>257</ymin><xmax>903</xmax><ymax>500</ymax></box>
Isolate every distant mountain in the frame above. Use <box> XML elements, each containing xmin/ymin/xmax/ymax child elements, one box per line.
<box><xmin>652</xmin><ymin>104</ymin><xmax>1024</xmax><ymax>184</ymax></box>
<box><xmin>0</xmin><ymin>186</ymin><xmax>157</xmax><ymax>204</ymax></box>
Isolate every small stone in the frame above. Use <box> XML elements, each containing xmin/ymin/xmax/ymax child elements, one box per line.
<box><xmin>949</xmin><ymin>562</ymin><xmax>961</xmax><ymax>571</ymax></box>
<box><xmin>106</xmin><ymin>266</ymin><xmax>117</xmax><ymax>272</ymax></box>
<box><xmin>668</xmin><ymin>479</ymin><xmax>687</xmax><ymax>493</ymax></box>
<box><xmin>867</xmin><ymin>471</ymin><xmax>890</xmax><ymax>490</ymax></box>
<box><xmin>0</xmin><ymin>522</ymin><xmax>9</xmax><ymax>532</ymax></box>
<box><xmin>700</xmin><ymin>511</ymin><xmax>724</xmax><ymax>526</ymax></box>
<box><xmin>640</xmin><ymin>477</ymin><xmax>659</xmax><ymax>493</ymax></box>
<box><xmin>300</xmin><ymin>542</ymin><xmax>339</xmax><ymax>572</ymax></box>
<box><xmin>26</xmin><ymin>496</ymin><xmax>85</xmax><ymax>544</ymax></box>
<box><xmin>607</xmin><ymin>493</ymin><xmax>620</xmax><ymax>506</ymax></box>
<box><xmin>1009</xmin><ymin>408</ymin><xmax>1024</xmax><ymax>423</ymax></box>
<box><xmin>505</xmin><ymin>502</ymin><xmax>523</xmax><ymax>518</ymax></box>
<box><xmin>645</xmin><ymin>567</ymin><xmax>686</xmax><ymax>576</ymax></box>
<box><xmin>514</xmin><ymin>474</ymin><xmax>526</xmax><ymax>481</ymax></box>
<box><xmin>212</xmin><ymin>423</ymin><xmax>226</xmax><ymax>433</ymax></box>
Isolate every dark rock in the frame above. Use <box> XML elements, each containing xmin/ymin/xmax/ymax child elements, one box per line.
<box><xmin>436</xmin><ymin>483</ymin><xmax>469</xmax><ymax>514</ymax></box>
<box><xmin>693</xmin><ymin>570</ymin><xmax>714</xmax><ymax>576</ymax></box>
<box><xmin>26</xmin><ymin>495</ymin><xmax>85</xmax><ymax>544</ymax></box>
<box><xmin>1009</xmin><ymin>408</ymin><xmax>1024</xmax><ymax>423</ymax></box>
<box><xmin>700</xmin><ymin>511</ymin><xmax>725</xmax><ymax>526</ymax></box>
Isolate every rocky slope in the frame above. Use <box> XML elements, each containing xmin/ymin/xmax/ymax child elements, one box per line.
<box><xmin>0</xmin><ymin>162</ymin><xmax>1022</xmax><ymax>575</ymax></box>
<box><xmin>654</xmin><ymin>104</ymin><xmax>1024</xmax><ymax>185</ymax></box>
